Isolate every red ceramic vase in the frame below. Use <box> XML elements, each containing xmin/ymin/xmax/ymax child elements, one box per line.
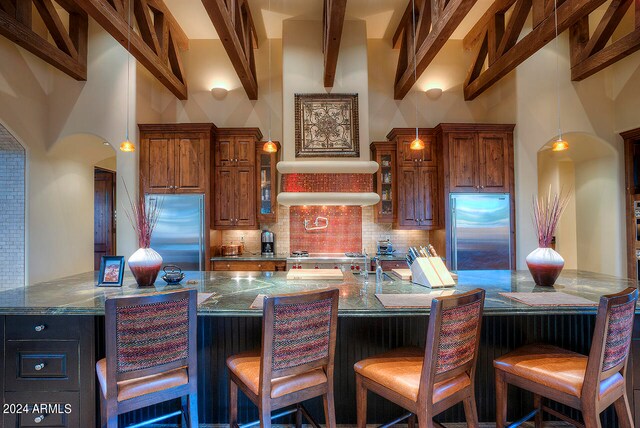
<box><xmin>127</xmin><ymin>247</ymin><xmax>163</xmax><ymax>287</ymax></box>
<box><xmin>525</xmin><ymin>247</ymin><xmax>565</xmax><ymax>287</ymax></box>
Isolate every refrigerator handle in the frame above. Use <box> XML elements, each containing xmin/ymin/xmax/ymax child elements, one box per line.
<box><xmin>199</xmin><ymin>197</ymin><xmax>204</xmax><ymax>271</ymax></box>
<box><xmin>450</xmin><ymin>197</ymin><xmax>457</xmax><ymax>271</ymax></box>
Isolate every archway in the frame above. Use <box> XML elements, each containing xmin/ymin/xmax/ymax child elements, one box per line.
<box><xmin>537</xmin><ymin>132</ymin><xmax>623</xmax><ymax>276</ymax></box>
<box><xmin>0</xmin><ymin>124</ymin><xmax>25</xmax><ymax>289</ymax></box>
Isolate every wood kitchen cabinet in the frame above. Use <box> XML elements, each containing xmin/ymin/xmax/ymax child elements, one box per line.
<box><xmin>212</xmin><ymin>128</ymin><xmax>262</xmax><ymax>229</ymax></box>
<box><xmin>257</xmin><ymin>141</ymin><xmax>280</xmax><ymax>223</ymax></box>
<box><xmin>437</xmin><ymin>124</ymin><xmax>514</xmax><ymax>193</ymax></box>
<box><xmin>386</xmin><ymin>128</ymin><xmax>443</xmax><ymax>230</ymax></box>
<box><xmin>139</xmin><ymin>123</ymin><xmax>214</xmax><ymax>194</ymax></box>
<box><xmin>371</xmin><ymin>142</ymin><xmax>396</xmax><ymax>223</ymax></box>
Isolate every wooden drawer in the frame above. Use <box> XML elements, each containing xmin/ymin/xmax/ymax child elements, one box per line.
<box><xmin>211</xmin><ymin>260</ymin><xmax>286</xmax><ymax>271</ymax></box>
<box><xmin>376</xmin><ymin>260</ymin><xmax>408</xmax><ymax>270</ymax></box>
<box><xmin>6</xmin><ymin>317</ymin><xmax>80</xmax><ymax>340</ymax></box>
<box><xmin>5</xmin><ymin>341</ymin><xmax>79</xmax><ymax>391</ymax></box>
<box><xmin>3</xmin><ymin>391</ymin><xmax>79</xmax><ymax>427</ymax></box>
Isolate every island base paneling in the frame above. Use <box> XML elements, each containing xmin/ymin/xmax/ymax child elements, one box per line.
<box><xmin>89</xmin><ymin>314</ymin><xmax>629</xmax><ymax>427</ymax></box>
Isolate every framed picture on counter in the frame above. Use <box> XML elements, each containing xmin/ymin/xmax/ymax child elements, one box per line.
<box><xmin>97</xmin><ymin>256</ymin><xmax>125</xmax><ymax>287</ymax></box>
<box><xmin>294</xmin><ymin>93</ymin><xmax>360</xmax><ymax>157</ymax></box>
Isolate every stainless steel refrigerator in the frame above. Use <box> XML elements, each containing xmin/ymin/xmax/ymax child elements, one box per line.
<box><xmin>146</xmin><ymin>194</ymin><xmax>206</xmax><ymax>271</ymax></box>
<box><xmin>450</xmin><ymin>193</ymin><xmax>512</xmax><ymax>270</ymax></box>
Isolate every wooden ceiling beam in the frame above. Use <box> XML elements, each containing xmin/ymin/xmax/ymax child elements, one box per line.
<box><xmin>201</xmin><ymin>0</ymin><xmax>258</xmax><ymax>99</ymax></box>
<box><xmin>570</xmin><ymin>0</ymin><xmax>640</xmax><ymax>80</ymax></box>
<box><xmin>323</xmin><ymin>0</ymin><xmax>347</xmax><ymax>88</ymax></box>
<box><xmin>145</xmin><ymin>0</ymin><xmax>188</xmax><ymax>50</ymax></box>
<box><xmin>0</xmin><ymin>1</ymin><xmax>87</xmax><ymax>79</ymax></box>
<box><xmin>72</xmin><ymin>0</ymin><xmax>188</xmax><ymax>99</ymax></box>
<box><xmin>393</xmin><ymin>0</ymin><xmax>477</xmax><ymax>100</ymax></box>
<box><xmin>463</xmin><ymin>0</ymin><xmax>606</xmax><ymax>100</ymax></box>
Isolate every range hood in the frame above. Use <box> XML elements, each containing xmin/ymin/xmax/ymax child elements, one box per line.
<box><xmin>276</xmin><ymin>160</ymin><xmax>380</xmax><ymax>207</ymax></box>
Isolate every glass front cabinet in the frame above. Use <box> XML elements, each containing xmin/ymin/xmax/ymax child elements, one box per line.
<box><xmin>371</xmin><ymin>141</ymin><xmax>396</xmax><ymax>223</ymax></box>
<box><xmin>257</xmin><ymin>141</ymin><xmax>280</xmax><ymax>223</ymax></box>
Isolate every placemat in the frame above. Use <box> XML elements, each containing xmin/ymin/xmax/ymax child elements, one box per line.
<box><xmin>197</xmin><ymin>292</ymin><xmax>215</xmax><ymax>306</ymax></box>
<box><xmin>250</xmin><ymin>294</ymin><xmax>267</xmax><ymax>309</ymax></box>
<box><xmin>375</xmin><ymin>291</ymin><xmax>454</xmax><ymax>308</ymax></box>
<box><xmin>500</xmin><ymin>292</ymin><xmax>597</xmax><ymax>306</ymax></box>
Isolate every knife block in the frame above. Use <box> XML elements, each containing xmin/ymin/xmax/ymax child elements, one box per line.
<box><xmin>410</xmin><ymin>257</ymin><xmax>456</xmax><ymax>288</ymax></box>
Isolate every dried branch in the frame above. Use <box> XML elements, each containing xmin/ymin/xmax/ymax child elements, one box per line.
<box><xmin>122</xmin><ymin>180</ymin><xmax>162</xmax><ymax>249</ymax></box>
<box><xmin>532</xmin><ymin>187</ymin><xmax>571</xmax><ymax>248</ymax></box>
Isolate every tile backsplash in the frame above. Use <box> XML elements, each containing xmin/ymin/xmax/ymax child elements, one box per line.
<box><xmin>289</xmin><ymin>206</ymin><xmax>362</xmax><ymax>253</ymax></box>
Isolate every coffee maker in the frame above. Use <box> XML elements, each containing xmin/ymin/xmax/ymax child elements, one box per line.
<box><xmin>261</xmin><ymin>230</ymin><xmax>275</xmax><ymax>256</ymax></box>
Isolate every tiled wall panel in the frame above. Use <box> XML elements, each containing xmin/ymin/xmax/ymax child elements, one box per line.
<box><xmin>0</xmin><ymin>126</ymin><xmax>25</xmax><ymax>289</ymax></box>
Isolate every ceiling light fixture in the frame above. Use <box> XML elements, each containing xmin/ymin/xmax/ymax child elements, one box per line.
<box><xmin>263</xmin><ymin>0</ymin><xmax>278</xmax><ymax>154</ymax></box>
<box><xmin>210</xmin><ymin>87</ymin><xmax>228</xmax><ymax>100</ymax></box>
<box><xmin>410</xmin><ymin>0</ymin><xmax>424</xmax><ymax>151</ymax></box>
<box><xmin>551</xmin><ymin>0</ymin><xmax>568</xmax><ymax>152</ymax></box>
<box><xmin>119</xmin><ymin>0</ymin><xmax>134</xmax><ymax>153</ymax></box>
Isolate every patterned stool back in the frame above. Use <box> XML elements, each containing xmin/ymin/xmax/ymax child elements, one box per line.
<box><xmin>585</xmin><ymin>287</ymin><xmax>638</xmax><ymax>387</ymax></box>
<box><xmin>262</xmin><ymin>289</ymin><xmax>339</xmax><ymax>380</ymax></box>
<box><xmin>105</xmin><ymin>289</ymin><xmax>197</xmax><ymax>381</ymax></box>
<box><xmin>420</xmin><ymin>288</ymin><xmax>485</xmax><ymax>394</ymax></box>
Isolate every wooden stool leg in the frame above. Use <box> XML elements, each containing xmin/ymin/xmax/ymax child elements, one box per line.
<box><xmin>187</xmin><ymin>393</ymin><xmax>198</xmax><ymax>428</ymax></box>
<box><xmin>463</xmin><ymin>392</ymin><xmax>480</xmax><ymax>428</ymax></box>
<box><xmin>295</xmin><ymin>404</ymin><xmax>303</xmax><ymax>428</ymax></box>
<box><xmin>355</xmin><ymin>374</ymin><xmax>367</xmax><ymax>428</ymax></box>
<box><xmin>99</xmin><ymin>395</ymin><xmax>106</xmax><ymax>428</ymax></box>
<box><xmin>259</xmin><ymin>401</ymin><xmax>272</xmax><ymax>428</ymax></box>
<box><xmin>582</xmin><ymin>410</ymin><xmax>602</xmax><ymax>428</ymax></box>
<box><xmin>416</xmin><ymin>410</ymin><xmax>435</xmax><ymax>428</ymax></box>
<box><xmin>614</xmin><ymin>394</ymin><xmax>634</xmax><ymax>428</ymax></box>
<box><xmin>408</xmin><ymin>414</ymin><xmax>417</xmax><ymax>428</ymax></box>
<box><xmin>229</xmin><ymin>379</ymin><xmax>238</xmax><ymax>428</ymax></box>
<box><xmin>106</xmin><ymin>411</ymin><xmax>118</xmax><ymax>428</ymax></box>
<box><xmin>533</xmin><ymin>393</ymin><xmax>543</xmax><ymax>427</ymax></box>
<box><xmin>323</xmin><ymin>386</ymin><xmax>337</xmax><ymax>428</ymax></box>
<box><xmin>495</xmin><ymin>369</ymin><xmax>508</xmax><ymax>428</ymax></box>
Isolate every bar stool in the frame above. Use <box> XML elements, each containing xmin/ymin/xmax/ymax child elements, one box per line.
<box><xmin>354</xmin><ymin>288</ymin><xmax>485</xmax><ymax>428</ymax></box>
<box><xmin>226</xmin><ymin>288</ymin><xmax>339</xmax><ymax>428</ymax></box>
<box><xmin>494</xmin><ymin>287</ymin><xmax>638</xmax><ymax>428</ymax></box>
<box><xmin>96</xmin><ymin>289</ymin><xmax>198</xmax><ymax>428</ymax></box>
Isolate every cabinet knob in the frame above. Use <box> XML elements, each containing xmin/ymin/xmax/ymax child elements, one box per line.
<box><xmin>34</xmin><ymin>415</ymin><xmax>45</xmax><ymax>424</ymax></box>
<box><xmin>34</xmin><ymin>363</ymin><xmax>46</xmax><ymax>371</ymax></box>
<box><xmin>480</xmin><ymin>185</ymin><xmax>485</xmax><ymax>189</ymax></box>
<box><xmin>226</xmin><ymin>264</ymin><xmax>230</xmax><ymax>268</ymax></box>
<box><xmin>34</xmin><ymin>324</ymin><xmax>46</xmax><ymax>332</ymax></box>
<box><xmin>258</xmin><ymin>264</ymin><xmax>262</xmax><ymax>268</ymax></box>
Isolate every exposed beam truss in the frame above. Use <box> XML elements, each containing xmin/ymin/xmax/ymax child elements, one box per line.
<box><xmin>201</xmin><ymin>0</ymin><xmax>258</xmax><ymax>100</ymax></box>
<box><xmin>393</xmin><ymin>0</ymin><xmax>477</xmax><ymax>100</ymax></box>
<box><xmin>323</xmin><ymin>0</ymin><xmax>347</xmax><ymax>87</ymax></box>
<box><xmin>463</xmin><ymin>0</ymin><xmax>606</xmax><ymax>100</ymax></box>
<box><xmin>73</xmin><ymin>0</ymin><xmax>189</xmax><ymax>99</ymax></box>
<box><xmin>0</xmin><ymin>0</ymin><xmax>88</xmax><ymax>80</ymax></box>
<box><xmin>570</xmin><ymin>0</ymin><xmax>640</xmax><ymax>80</ymax></box>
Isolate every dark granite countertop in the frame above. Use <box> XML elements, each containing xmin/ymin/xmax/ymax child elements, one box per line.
<box><xmin>0</xmin><ymin>270</ymin><xmax>636</xmax><ymax>317</ymax></box>
<box><xmin>210</xmin><ymin>254</ymin><xmax>288</xmax><ymax>261</ymax></box>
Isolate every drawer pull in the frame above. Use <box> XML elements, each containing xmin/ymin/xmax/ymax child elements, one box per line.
<box><xmin>34</xmin><ymin>363</ymin><xmax>46</xmax><ymax>371</ymax></box>
<box><xmin>34</xmin><ymin>415</ymin><xmax>45</xmax><ymax>423</ymax></box>
<box><xmin>34</xmin><ymin>324</ymin><xmax>46</xmax><ymax>332</ymax></box>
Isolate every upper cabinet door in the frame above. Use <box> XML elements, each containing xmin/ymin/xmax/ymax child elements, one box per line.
<box><xmin>478</xmin><ymin>132</ymin><xmax>510</xmax><ymax>192</ymax></box>
<box><xmin>214</xmin><ymin>167</ymin><xmax>235</xmax><ymax>227</ymax></box>
<box><xmin>216</xmin><ymin>137</ymin><xmax>235</xmax><ymax>166</ymax></box>
<box><xmin>396</xmin><ymin>166</ymin><xmax>421</xmax><ymax>228</ymax></box>
<box><xmin>419</xmin><ymin>167</ymin><xmax>439</xmax><ymax>227</ymax></box>
<box><xmin>235</xmin><ymin>136</ymin><xmax>256</xmax><ymax>166</ymax></box>
<box><xmin>235</xmin><ymin>167</ymin><xmax>256</xmax><ymax>228</ymax></box>
<box><xmin>449</xmin><ymin>132</ymin><xmax>479</xmax><ymax>192</ymax></box>
<box><xmin>399</xmin><ymin>134</ymin><xmax>436</xmax><ymax>167</ymax></box>
<box><xmin>143</xmin><ymin>133</ymin><xmax>175</xmax><ymax>193</ymax></box>
<box><xmin>174</xmin><ymin>133</ymin><xmax>206</xmax><ymax>193</ymax></box>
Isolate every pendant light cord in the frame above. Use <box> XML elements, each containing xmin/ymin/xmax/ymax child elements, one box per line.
<box><xmin>412</xmin><ymin>0</ymin><xmax>418</xmax><ymax>140</ymax></box>
<box><xmin>125</xmin><ymin>0</ymin><xmax>131</xmax><ymax>141</ymax></box>
<box><xmin>554</xmin><ymin>0</ymin><xmax>561</xmax><ymax>141</ymax></box>
<box><xmin>268</xmin><ymin>0</ymin><xmax>272</xmax><ymax>142</ymax></box>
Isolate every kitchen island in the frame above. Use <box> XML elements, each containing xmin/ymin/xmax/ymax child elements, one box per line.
<box><xmin>0</xmin><ymin>270</ymin><xmax>636</xmax><ymax>426</ymax></box>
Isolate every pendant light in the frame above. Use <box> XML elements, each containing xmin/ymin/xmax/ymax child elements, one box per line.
<box><xmin>120</xmin><ymin>0</ymin><xmax>134</xmax><ymax>152</ymax></box>
<box><xmin>262</xmin><ymin>0</ymin><xmax>278</xmax><ymax>154</ymax></box>
<box><xmin>551</xmin><ymin>0</ymin><xmax>568</xmax><ymax>152</ymax></box>
<box><xmin>409</xmin><ymin>0</ymin><xmax>424</xmax><ymax>151</ymax></box>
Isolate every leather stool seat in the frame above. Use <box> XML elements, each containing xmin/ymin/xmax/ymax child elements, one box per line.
<box><xmin>96</xmin><ymin>359</ymin><xmax>189</xmax><ymax>402</ymax></box>
<box><xmin>226</xmin><ymin>351</ymin><xmax>327</xmax><ymax>399</ymax></box>
<box><xmin>494</xmin><ymin>343</ymin><xmax>624</xmax><ymax>399</ymax></box>
<box><xmin>354</xmin><ymin>347</ymin><xmax>471</xmax><ymax>403</ymax></box>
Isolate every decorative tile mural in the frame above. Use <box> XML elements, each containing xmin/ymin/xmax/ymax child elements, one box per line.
<box><xmin>290</xmin><ymin>206</ymin><xmax>362</xmax><ymax>253</ymax></box>
<box><xmin>282</xmin><ymin>173</ymin><xmax>372</xmax><ymax>193</ymax></box>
